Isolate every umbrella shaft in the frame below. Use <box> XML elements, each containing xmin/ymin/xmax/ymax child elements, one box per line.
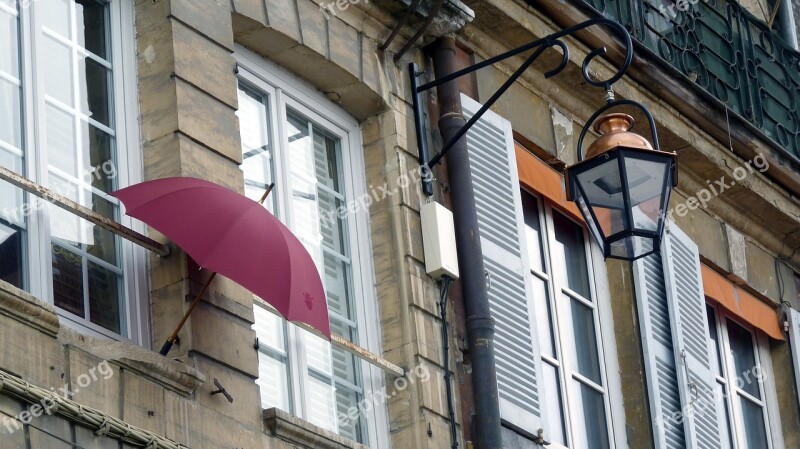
<box><xmin>161</xmin><ymin>271</ymin><xmax>218</xmax><ymax>356</ymax></box>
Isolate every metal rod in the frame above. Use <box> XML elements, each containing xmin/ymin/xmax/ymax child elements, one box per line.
<box><xmin>409</xmin><ymin>63</ymin><xmax>434</xmax><ymax>196</ymax></box>
<box><xmin>258</xmin><ymin>182</ymin><xmax>275</xmax><ymax>204</ymax></box>
<box><xmin>394</xmin><ymin>0</ymin><xmax>446</xmax><ymax>62</ymax></box>
<box><xmin>159</xmin><ymin>272</ymin><xmax>217</xmax><ymax>356</ymax></box>
<box><xmin>438</xmin><ymin>276</ymin><xmax>459</xmax><ymax>449</ymax></box>
<box><xmin>253</xmin><ymin>296</ymin><xmax>405</xmax><ymax>377</ymax></box>
<box><xmin>427</xmin><ymin>42</ymin><xmax>552</xmax><ymax>168</ymax></box>
<box><xmin>380</xmin><ymin>0</ymin><xmax>424</xmax><ymax>51</ymax></box>
<box><xmin>416</xmin><ymin>17</ymin><xmax>632</xmax><ymax>93</ymax></box>
<box><xmin>0</xmin><ymin>165</ymin><xmax>170</xmax><ymax>256</ymax></box>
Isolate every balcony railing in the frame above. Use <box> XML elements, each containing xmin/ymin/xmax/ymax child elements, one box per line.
<box><xmin>583</xmin><ymin>0</ymin><xmax>800</xmax><ymax>159</ymax></box>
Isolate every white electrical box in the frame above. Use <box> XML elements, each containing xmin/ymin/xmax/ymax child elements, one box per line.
<box><xmin>420</xmin><ymin>202</ymin><xmax>460</xmax><ymax>280</ymax></box>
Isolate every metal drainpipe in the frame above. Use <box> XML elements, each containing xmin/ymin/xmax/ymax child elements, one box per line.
<box><xmin>776</xmin><ymin>0</ymin><xmax>799</xmax><ymax>50</ymax></box>
<box><xmin>431</xmin><ymin>36</ymin><xmax>504</xmax><ymax>449</ymax></box>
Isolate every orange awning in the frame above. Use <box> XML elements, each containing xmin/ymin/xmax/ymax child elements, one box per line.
<box><xmin>515</xmin><ymin>143</ymin><xmax>583</xmax><ymax>222</ymax></box>
<box><xmin>701</xmin><ymin>265</ymin><xmax>783</xmax><ymax>340</ymax></box>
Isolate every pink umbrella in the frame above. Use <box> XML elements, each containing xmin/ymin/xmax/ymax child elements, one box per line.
<box><xmin>112</xmin><ymin>177</ymin><xmax>330</xmax><ymax>355</ymax></box>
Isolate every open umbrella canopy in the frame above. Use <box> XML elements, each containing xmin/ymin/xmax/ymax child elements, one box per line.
<box><xmin>112</xmin><ymin>177</ymin><xmax>330</xmax><ymax>339</ymax></box>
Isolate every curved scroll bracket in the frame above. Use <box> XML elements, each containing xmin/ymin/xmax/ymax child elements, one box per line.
<box><xmin>409</xmin><ymin>17</ymin><xmax>635</xmax><ymax>196</ymax></box>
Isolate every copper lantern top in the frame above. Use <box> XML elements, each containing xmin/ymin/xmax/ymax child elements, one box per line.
<box><xmin>584</xmin><ymin>113</ymin><xmax>655</xmax><ymax>159</ymax></box>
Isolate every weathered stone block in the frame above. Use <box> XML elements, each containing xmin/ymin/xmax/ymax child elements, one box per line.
<box><xmin>297</xmin><ymin>0</ymin><xmax>329</xmax><ymax>57</ymax></box>
<box><xmin>121</xmin><ymin>370</ymin><xmax>166</xmax><ymax>434</ymax></box>
<box><xmin>264</xmin><ymin>0</ymin><xmax>302</xmax><ymax>42</ymax></box>
<box><xmin>328</xmin><ymin>18</ymin><xmax>360</xmax><ymax>78</ymax></box>
<box><xmin>66</xmin><ymin>348</ymin><xmax>121</xmax><ymax>418</ymax></box>
<box><xmin>189</xmin><ymin>303</ymin><xmax>260</xmax><ymax>378</ymax></box>
<box><xmin>172</xmin><ymin>20</ymin><xmax>238</xmax><ymax>108</ymax></box>
<box><xmin>175</xmin><ymin>79</ymin><xmax>242</xmax><ymax>164</ymax></box>
<box><xmin>233</xmin><ymin>0</ymin><xmax>267</xmax><ymax>24</ymax></box>
<box><xmin>191</xmin><ymin>357</ymin><xmax>262</xmax><ymax>426</ymax></box>
<box><xmin>170</xmin><ymin>0</ymin><xmax>235</xmax><ymax>50</ymax></box>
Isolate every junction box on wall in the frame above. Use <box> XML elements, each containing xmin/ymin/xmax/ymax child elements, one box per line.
<box><xmin>420</xmin><ymin>202</ymin><xmax>460</xmax><ymax>280</ymax></box>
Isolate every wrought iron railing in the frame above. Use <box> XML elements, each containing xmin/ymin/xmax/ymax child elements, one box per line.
<box><xmin>583</xmin><ymin>0</ymin><xmax>800</xmax><ymax>159</ymax></box>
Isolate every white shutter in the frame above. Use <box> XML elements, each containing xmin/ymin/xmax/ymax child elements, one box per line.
<box><xmin>634</xmin><ymin>247</ymin><xmax>686</xmax><ymax>449</ymax></box>
<box><xmin>788</xmin><ymin>307</ymin><xmax>800</xmax><ymax>409</ymax></box>
<box><xmin>635</xmin><ymin>221</ymin><xmax>723</xmax><ymax>449</ymax></box>
<box><xmin>460</xmin><ymin>94</ymin><xmax>546</xmax><ymax>433</ymax></box>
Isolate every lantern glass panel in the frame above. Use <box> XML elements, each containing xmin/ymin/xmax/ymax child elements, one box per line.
<box><xmin>623</xmin><ymin>154</ymin><xmax>668</xmax><ymax>232</ymax></box>
<box><xmin>574</xmin><ymin>157</ymin><xmax>628</xmax><ymax>239</ymax></box>
<box><xmin>608</xmin><ymin>235</ymin><xmax>654</xmax><ymax>259</ymax></box>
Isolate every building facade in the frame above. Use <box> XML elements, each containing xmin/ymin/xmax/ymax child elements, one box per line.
<box><xmin>0</xmin><ymin>0</ymin><xmax>798</xmax><ymax>448</ymax></box>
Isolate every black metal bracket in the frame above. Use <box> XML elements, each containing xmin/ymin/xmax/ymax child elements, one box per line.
<box><xmin>409</xmin><ymin>17</ymin><xmax>634</xmax><ymax>196</ymax></box>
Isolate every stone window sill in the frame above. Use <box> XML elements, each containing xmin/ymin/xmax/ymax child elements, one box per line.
<box><xmin>0</xmin><ymin>280</ymin><xmax>205</xmax><ymax>396</ymax></box>
<box><xmin>263</xmin><ymin>408</ymin><xmax>369</xmax><ymax>449</ymax></box>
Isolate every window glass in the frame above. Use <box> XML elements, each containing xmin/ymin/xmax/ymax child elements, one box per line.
<box><xmin>739</xmin><ymin>395</ymin><xmax>769</xmax><ymax>448</ymax></box>
<box><xmin>727</xmin><ymin>319</ymin><xmax>760</xmax><ymax>398</ymax></box>
<box><xmin>567</xmin><ymin>296</ymin><xmax>602</xmax><ymax>383</ymax></box>
<box><xmin>522</xmin><ymin>193</ymin><xmax>611</xmax><ymax>449</ymax></box>
<box><xmin>707</xmin><ymin>305</ymin><xmax>772</xmax><ymax>449</ymax></box>
<box><xmin>239</xmin><ymin>79</ymin><xmax>371</xmax><ymax>445</ymax></box>
<box><xmin>39</xmin><ymin>0</ymin><xmax>124</xmax><ymax>334</ymax></box>
<box><xmin>552</xmin><ymin>212</ymin><xmax>591</xmax><ymax>298</ymax></box>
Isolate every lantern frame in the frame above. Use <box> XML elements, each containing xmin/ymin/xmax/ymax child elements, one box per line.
<box><xmin>566</xmin><ymin>99</ymin><xmax>677</xmax><ymax>261</ymax></box>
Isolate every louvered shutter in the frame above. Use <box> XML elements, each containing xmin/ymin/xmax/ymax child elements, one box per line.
<box><xmin>787</xmin><ymin>307</ymin><xmax>800</xmax><ymax>410</ymax></box>
<box><xmin>634</xmin><ymin>221</ymin><xmax>722</xmax><ymax>449</ymax></box>
<box><xmin>633</xmin><ymin>250</ymin><xmax>686</xmax><ymax>449</ymax></box>
<box><xmin>460</xmin><ymin>94</ymin><xmax>546</xmax><ymax>433</ymax></box>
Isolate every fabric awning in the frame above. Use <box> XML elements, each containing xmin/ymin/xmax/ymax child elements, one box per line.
<box><xmin>701</xmin><ymin>264</ymin><xmax>784</xmax><ymax>340</ymax></box>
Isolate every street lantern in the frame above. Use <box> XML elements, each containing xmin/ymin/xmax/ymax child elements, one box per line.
<box><xmin>566</xmin><ymin>109</ymin><xmax>676</xmax><ymax>261</ymax></box>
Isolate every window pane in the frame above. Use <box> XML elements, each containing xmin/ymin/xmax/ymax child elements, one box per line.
<box><xmin>0</xmin><ymin>79</ymin><xmax>21</xmax><ymax>150</ymax></box>
<box><xmin>706</xmin><ymin>305</ymin><xmax>723</xmax><ymax>377</ymax></box>
<box><xmin>306</xmin><ymin>374</ymin><xmax>337</xmax><ymax>432</ymax></box>
<box><xmin>716</xmin><ymin>383</ymin><xmax>734</xmax><ymax>449</ymax></box>
<box><xmin>76</xmin><ymin>0</ymin><xmax>107</xmax><ymax>59</ymax></box>
<box><xmin>542</xmin><ymin>362</ymin><xmax>566</xmax><ymax>445</ymax></box>
<box><xmin>570</xmin><ymin>380</ymin><xmax>610</xmax><ymax>449</ymax></box>
<box><xmin>521</xmin><ymin>190</ymin><xmax>544</xmax><ymax>273</ymax></box>
<box><xmin>553</xmin><ymin>212</ymin><xmax>590</xmax><ymax>298</ymax></box>
<box><xmin>567</xmin><ymin>297</ymin><xmax>602</xmax><ymax>384</ymax></box>
<box><xmin>257</xmin><ymin>351</ymin><xmax>291</xmax><ymax>412</ymax></box>
<box><xmin>0</xmin><ymin>7</ymin><xmax>19</xmax><ymax>77</ymax></box>
<box><xmin>237</xmin><ymin>85</ymin><xmax>275</xmax><ymax>211</ymax></box>
<box><xmin>87</xmin><ymin>261</ymin><xmax>121</xmax><ymax>333</ymax></box>
<box><xmin>531</xmin><ymin>276</ymin><xmax>555</xmax><ymax>358</ymax></box>
<box><xmin>305</xmin><ymin>329</ymin><xmax>333</xmax><ymax>376</ymax></box>
<box><xmin>335</xmin><ymin>385</ymin><xmax>364</xmax><ymax>443</ymax></box>
<box><xmin>739</xmin><ymin>395</ymin><xmax>769</xmax><ymax>449</ymax></box>
<box><xmin>80</xmin><ymin>58</ymin><xmax>111</xmax><ymax>126</ymax></box>
<box><xmin>0</xmin><ymin>150</ymin><xmax>24</xmax><ymax>227</ymax></box>
<box><xmin>81</xmin><ymin>124</ymin><xmax>115</xmax><ymax>193</ymax></box>
<box><xmin>46</xmin><ymin>104</ymin><xmax>77</xmax><ymax>177</ymax></box>
<box><xmin>49</xmin><ymin>176</ymin><xmax>81</xmax><ymax>246</ymax></box>
<box><xmin>41</xmin><ymin>0</ymin><xmax>72</xmax><ymax>37</ymax></box>
<box><xmin>42</xmin><ymin>36</ymin><xmax>74</xmax><ymax>106</ymax></box>
<box><xmin>52</xmin><ymin>244</ymin><xmax>84</xmax><ymax>317</ymax></box>
<box><xmin>0</xmin><ymin>221</ymin><xmax>23</xmax><ymax>288</ymax></box>
<box><xmin>727</xmin><ymin>319</ymin><xmax>760</xmax><ymax>398</ymax></box>
<box><xmin>253</xmin><ymin>306</ymin><xmax>287</xmax><ymax>353</ymax></box>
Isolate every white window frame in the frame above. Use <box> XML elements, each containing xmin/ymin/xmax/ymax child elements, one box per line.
<box><xmin>235</xmin><ymin>46</ymin><xmax>390</xmax><ymax>449</ymax></box>
<box><xmin>522</xmin><ymin>190</ymin><xmax>627</xmax><ymax>449</ymax></box>
<box><xmin>707</xmin><ymin>302</ymin><xmax>784</xmax><ymax>449</ymax></box>
<box><xmin>7</xmin><ymin>0</ymin><xmax>147</xmax><ymax>345</ymax></box>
